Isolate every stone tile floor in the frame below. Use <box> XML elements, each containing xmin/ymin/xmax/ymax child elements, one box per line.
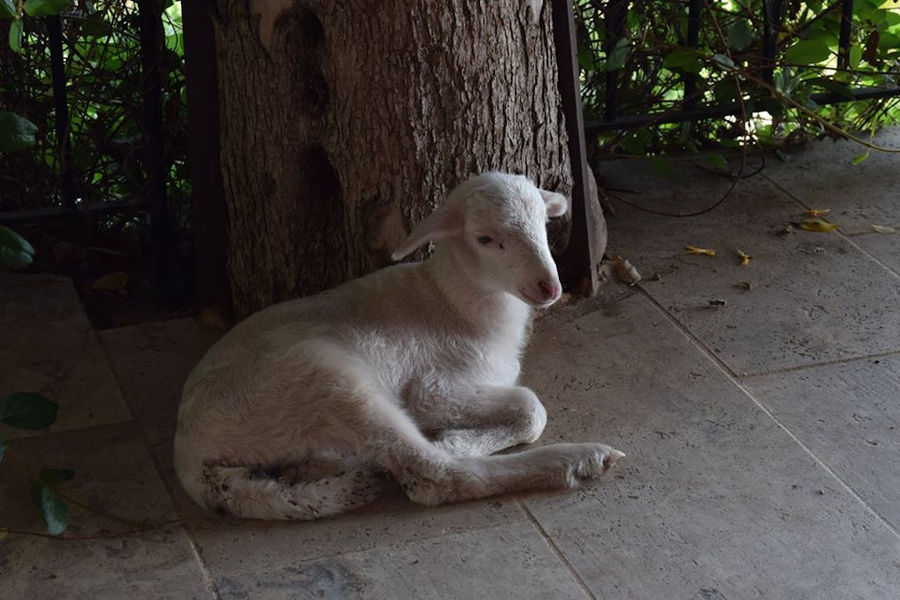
<box><xmin>1</xmin><ymin>129</ymin><xmax>899</xmax><ymax>599</ymax></box>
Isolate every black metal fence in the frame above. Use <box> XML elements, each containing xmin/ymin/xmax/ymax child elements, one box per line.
<box><xmin>582</xmin><ymin>0</ymin><xmax>900</xmax><ymax>135</ymax></box>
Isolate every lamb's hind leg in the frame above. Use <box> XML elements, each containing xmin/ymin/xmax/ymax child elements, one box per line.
<box><xmin>367</xmin><ymin>393</ymin><xmax>624</xmax><ymax>506</ymax></box>
<box><xmin>407</xmin><ymin>384</ymin><xmax>548</xmax><ymax>457</ymax></box>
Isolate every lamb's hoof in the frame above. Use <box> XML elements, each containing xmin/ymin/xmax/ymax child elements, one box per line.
<box><xmin>569</xmin><ymin>444</ymin><xmax>626</xmax><ymax>485</ymax></box>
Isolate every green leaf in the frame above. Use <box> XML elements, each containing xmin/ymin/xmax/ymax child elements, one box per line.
<box><xmin>0</xmin><ymin>111</ymin><xmax>37</xmax><ymax>151</ymax></box>
<box><xmin>0</xmin><ymin>439</ymin><xmax>5</xmax><ymax>462</ymax></box>
<box><xmin>785</xmin><ymin>39</ymin><xmax>832</xmax><ymax>65</ymax></box>
<box><xmin>849</xmin><ymin>44</ymin><xmax>862</xmax><ymax>69</ymax></box>
<box><xmin>775</xmin><ymin>149</ymin><xmax>791</xmax><ymax>163</ymax></box>
<box><xmin>0</xmin><ymin>225</ymin><xmax>35</xmax><ymax>269</ymax></box>
<box><xmin>40</xmin><ymin>468</ymin><xmax>76</xmax><ymax>486</ymax></box>
<box><xmin>726</xmin><ymin>20</ymin><xmax>753</xmax><ymax>51</ymax></box>
<box><xmin>603</xmin><ymin>38</ymin><xmax>630</xmax><ymax>72</ymax></box>
<box><xmin>705</xmin><ymin>152</ymin><xmax>728</xmax><ymax>168</ymax></box>
<box><xmin>8</xmin><ymin>16</ymin><xmax>22</xmax><ymax>53</ymax></box>
<box><xmin>712</xmin><ymin>79</ymin><xmax>738</xmax><ymax>103</ymax></box>
<box><xmin>711</xmin><ymin>53</ymin><xmax>735</xmax><ymax>71</ymax></box>
<box><xmin>39</xmin><ymin>485</ymin><xmax>69</xmax><ymax>535</ymax></box>
<box><xmin>808</xmin><ymin>76</ymin><xmax>854</xmax><ymax>100</ymax></box>
<box><xmin>24</xmin><ymin>0</ymin><xmax>70</xmax><ymax>17</ymax></box>
<box><xmin>759</xmin><ymin>97</ymin><xmax>786</xmax><ymax>118</ymax></box>
<box><xmin>851</xmin><ymin>151</ymin><xmax>870</xmax><ymax>165</ymax></box>
<box><xmin>0</xmin><ymin>0</ymin><xmax>17</xmax><ymax>19</ymax></box>
<box><xmin>662</xmin><ymin>47</ymin><xmax>702</xmax><ymax>73</ymax></box>
<box><xmin>649</xmin><ymin>156</ymin><xmax>674</xmax><ymax>178</ymax></box>
<box><xmin>0</xmin><ymin>393</ymin><xmax>58</xmax><ymax>430</ymax></box>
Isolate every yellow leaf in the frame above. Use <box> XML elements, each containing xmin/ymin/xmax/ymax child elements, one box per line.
<box><xmin>685</xmin><ymin>245</ymin><xmax>716</xmax><ymax>256</ymax></box>
<box><xmin>872</xmin><ymin>224</ymin><xmax>897</xmax><ymax>234</ymax></box>
<box><xmin>796</xmin><ymin>218</ymin><xmax>838</xmax><ymax>233</ymax></box>
<box><xmin>735</xmin><ymin>249</ymin><xmax>752</xmax><ymax>266</ymax></box>
<box><xmin>806</xmin><ymin>208</ymin><xmax>831</xmax><ymax>218</ymax></box>
<box><xmin>90</xmin><ymin>271</ymin><xmax>129</xmax><ymax>291</ymax></box>
<box><xmin>0</xmin><ymin>529</ymin><xmax>7</xmax><ymax>540</ymax></box>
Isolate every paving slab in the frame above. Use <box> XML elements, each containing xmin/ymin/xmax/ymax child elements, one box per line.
<box><xmin>761</xmin><ymin>127</ymin><xmax>900</xmax><ymax>233</ymax></box>
<box><xmin>207</xmin><ymin>521</ymin><xmax>587</xmax><ymax>600</ymax></box>
<box><xmin>520</xmin><ymin>294</ymin><xmax>900</xmax><ymax>600</ymax></box>
<box><xmin>596</xmin><ymin>159</ymin><xmax>900</xmax><ymax>375</ymax></box>
<box><xmin>0</xmin><ymin>273</ymin><xmax>132</xmax><ymax>439</ymax></box>
<box><xmin>743</xmin><ymin>354</ymin><xmax>900</xmax><ymax>530</ymax></box>
<box><xmin>0</xmin><ymin>422</ymin><xmax>211</xmax><ymax>600</ymax></box>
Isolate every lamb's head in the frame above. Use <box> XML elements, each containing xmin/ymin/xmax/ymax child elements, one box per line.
<box><xmin>392</xmin><ymin>172</ymin><xmax>569</xmax><ymax>308</ymax></box>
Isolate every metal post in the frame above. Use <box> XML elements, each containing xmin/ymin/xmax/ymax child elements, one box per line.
<box><xmin>183</xmin><ymin>0</ymin><xmax>232</xmax><ymax>321</ymax></box>
<box><xmin>683</xmin><ymin>0</ymin><xmax>703</xmax><ymax>110</ymax></box>
<box><xmin>604</xmin><ymin>0</ymin><xmax>627</xmax><ymax>123</ymax></box>
<box><xmin>138</xmin><ymin>0</ymin><xmax>169</xmax><ymax>291</ymax></box>
<box><xmin>838</xmin><ymin>0</ymin><xmax>854</xmax><ymax>69</ymax></box>
<box><xmin>46</xmin><ymin>16</ymin><xmax>75</xmax><ymax>210</ymax></box>
<box><xmin>762</xmin><ymin>0</ymin><xmax>784</xmax><ymax>85</ymax></box>
<box><xmin>552</xmin><ymin>0</ymin><xmax>598</xmax><ymax>295</ymax></box>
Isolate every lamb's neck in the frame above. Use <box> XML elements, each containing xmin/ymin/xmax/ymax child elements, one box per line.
<box><xmin>422</xmin><ymin>249</ymin><xmax>531</xmax><ymax>339</ymax></box>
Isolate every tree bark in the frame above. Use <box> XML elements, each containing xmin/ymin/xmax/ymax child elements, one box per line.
<box><xmin>213</xmin><ymin>0</ymin><xmax>573</xmax><ymax>318</ymax></box>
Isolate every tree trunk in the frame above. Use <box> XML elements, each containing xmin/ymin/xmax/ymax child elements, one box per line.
<box><xmin>213</xmin><ymin>0</ymin><xmax>573</xmax><ymax>318</ymax></box>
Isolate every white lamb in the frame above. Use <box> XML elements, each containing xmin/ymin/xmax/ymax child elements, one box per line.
<box><xmin>174</xmin><ymin>172</ymin><xmax>624</xmax><ymax>520</ymax></box>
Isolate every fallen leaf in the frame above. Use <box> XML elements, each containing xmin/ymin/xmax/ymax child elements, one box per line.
<box><xmin>685</xmin><ymin>245</ymin><xmax>716</xmax><ymax>256</ymax></box>
<box><xmin>90</xmin><ymin>271</ymin><xmax>128</xmax><ymax>291</ymax></box>
<box><xmin>708</xmin><ymin>299</ymin><xmax>727</xmax><ymax>307</ymax></box>
<box><xmin>0</xmin><ymin>529</ymin><xmax>7</xmax><ymax>540</ymax></box>
<box><xmin>735</xmin><ymin>281</ymin><xmax>752</xmax><ymax>291</ymax></box>
<box><xmin>806</xmin><ymin>208</ymin><xmax>831</xmax><ymax>218</ymax></box>
<box><xmin>795</xmin><ymin>218</ymin><xmax>838</xmax><ymax>233</ymax></box>
<box><xmin>775</xmin><ymin>224</ymin><xmax>793</xmax><ymax>236</ymax></box>
<box><xmin>735</xmin><ymin>249</ymin><xmax>752</xmax><ymax>266</ymax></box>
<box><xmin>612</xmin><ymin>255</ymin><xmax>642</xmax><ymax>285</ymax></box>
<box><xmin>872</xmin><ymin>224</ymin><xmax>897</xmax><ymax>234</ymax></box>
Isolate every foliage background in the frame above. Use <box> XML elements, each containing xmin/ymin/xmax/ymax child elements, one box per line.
<box><xmin>574</xmin><ymin>0</ymin><xmax>900</xmax><ymax>159</ymax></box>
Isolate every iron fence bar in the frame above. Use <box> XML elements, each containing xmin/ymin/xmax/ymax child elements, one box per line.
<box><xmin>761</xmin><ymin>0</ymin><xmax>784</xmax><ymax>85</ymax></box>
<box><xmin>604</xmin><ymin>0</ymin><xmax>627</xmax><ymax>122</ymax></box>
<box><xmin>553</xmin><ymin>0</ymin><xmax>598</xmax><ymax>294</ymax></box>
<box><xmin>585</xmin><ymin>85</ymin><xmax>900</xmax><ymax>134</ymax></box>
<box><xmin>137</xmin><ymin>0</ymin><xmax>169</xmax><ymax>290</ymax></box>
<box><xmin>838</xmin><ymin>0</ymin><xmax>854</xmax><ymax>69</ymax></box>
<box><xmin>683</xmin><ymin>0</ymin><xmax>703</xmax><ymax>110</ymax></box>
<box><xmin>46</xmin><ymin>15</ymin><xmax>75</xmax><ymax>211</ymax></box>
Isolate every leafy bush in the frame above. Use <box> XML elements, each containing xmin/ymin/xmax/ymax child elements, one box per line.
<box><xmin>575</xmin><ymin>0</ymin><xmax>900</xmax><ymax>156</ymax></box>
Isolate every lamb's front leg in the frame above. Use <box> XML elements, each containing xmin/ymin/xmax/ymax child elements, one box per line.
<box><xmin>407</xmin><ymin>384</ymin><xmax>548</xmax><ymax>457</ymax></box>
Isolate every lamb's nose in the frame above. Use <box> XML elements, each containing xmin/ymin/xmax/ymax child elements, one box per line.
<box><xmin>537</xmin><ymin>280</ymin><xmax>559</xmax><ymax>301</ymax></box>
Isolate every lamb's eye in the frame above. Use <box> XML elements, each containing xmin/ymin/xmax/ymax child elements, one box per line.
<box><xmin>477</xmin><ymin>235</ymin><xmax>493</xmax><ymax>245</ymax></box>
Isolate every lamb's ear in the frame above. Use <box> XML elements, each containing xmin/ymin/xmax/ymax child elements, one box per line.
<box><xmin>539</xmin><ymin>189</ymin><xmax>569</xmax><ymax>218</ymax></box>
<box><xmin>391</xmin><ymin>207</ymin><xmax>463</xmax><ymax>261</ymax></box>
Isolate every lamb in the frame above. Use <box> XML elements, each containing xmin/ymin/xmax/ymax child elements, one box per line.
<box><xmin>173</xmin><ymin>171</ymin><xmax>624</xmax><ymax>520</ymax></box>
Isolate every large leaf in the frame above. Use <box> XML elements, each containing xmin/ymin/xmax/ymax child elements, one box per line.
<box><xmin>8</xmin><ymin>16</ymin><xmax>22</xmax><ymax>53</ymax></box>
<box><xmin>726</xmin><ymin>20</ymin><xmax>753</xmax><ymax>51</ymax></box>
<box><xmin>23</xmin><ymin>0</ymin><xmax>70</xmax><ymax>17</ymax></box>
<box><xmin>0</xmin><ymin>0</ymin><xmax>17</xmax><ymax>19</ymax></box>
<box><xmin>0</xmin><ymin>111</ymin><xmax>37</xmax><ymax>151</ymax></box>
<box><xmin>0</xmin><ymin>224</ymin><xmax>35</xmax><ymax>269</ymax></box>
<box><xmin>662</xmin><ymin>47</ymin><xmax>702</xmax><ymax>73</ymax></box>
<box><xmin>0</xmin><ymin>393</ymin><xmax>59</xmax><ymax>430</ymax></box>
<box><xmin>39</xmin><ymin>484</ymin><xmax>69</xmax><ymax>535</ymax></box>
<box><xmin>603</xmin><ymin>38</ymin><xmax>630</xmax><ymax>72</ymax></box>
<box><xmin>785</xmin><ymin>39</ymin><xmax>832</xmax><ymax>65</ymax></box>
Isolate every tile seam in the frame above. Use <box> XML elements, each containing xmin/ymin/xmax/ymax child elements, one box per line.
<box><xmin>516</xmin><ymin>499</ymin><xmax>597</xmax><ymax>600</ymax></box>
<box><xmin>636</xmin><ymin>288</ymin><xmax>900</xmax><ymax>540</ymax></box>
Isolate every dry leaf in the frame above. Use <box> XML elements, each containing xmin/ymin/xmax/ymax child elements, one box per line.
<box><xmin>685</xmin><ymin>245</ymin><xmax>716</xmax><ymax>256</ymax></box>
<box><xmin>735</xmin><ymin>249</ymin><xmax>752</xmax><ymax>266</ymax></box>
<box><xmin>775</xmin><ymin>224</ymin><xmax>793</xmax><ymax>236</ymax></box>
<box><xmin>0</xmin><ymin>529</ymin><xmax>7</xmax><ymax>540</ymax></box>
<box><xmin>90</xmin><ymin>271</ymin><xmax>128</xmax><ymax>291</ymax></box>
<box><xmin>872</xmin><ymin>224</ymin><xmax>897</xmax><ymax>234</ymax></box>
<box><xmin>735</xmin><ymin>281</ymin><xmax>752</xmax><ymax>291</ymax></box>
<box><xmin>708</xmin><ymin>299</ymin><xmax>727</xmax><ymax>307</ymax></box>
<box><xmin>796</xmin><ymin>218</ymin><xmax>838</xmax><ymax>233</ymax></box>
<box><xmin>612</xmin><ymin>255</ymin><xmax>642</xmax><ymax>286</ymax></box>
<box><xmin>806</xmin><ymin>208</ymin><xmax>831</xmax><ymax>218</ymax></box>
